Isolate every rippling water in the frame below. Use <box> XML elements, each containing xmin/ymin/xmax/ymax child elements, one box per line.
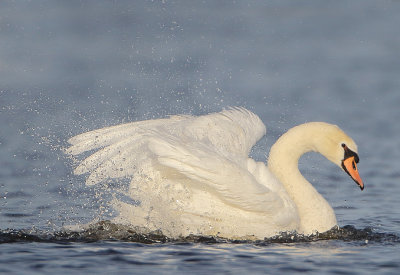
<box><xmin>1</xmin><ymin>222</ymin><xmax>399</xmax><ymax>274</ymax></box>
<box><xmin>1</xmin><ymin>0</ymin><xmax>400</xmax><ymax>274</ymax></box>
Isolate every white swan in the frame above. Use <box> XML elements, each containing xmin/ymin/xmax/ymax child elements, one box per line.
<box><xmin>66</xmin><ymin>107</ymin><xmax>363</xmax><ymax>239</ymax></box>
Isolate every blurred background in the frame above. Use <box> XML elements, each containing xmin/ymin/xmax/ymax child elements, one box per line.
<box><xmin>1</xmin><ymin>0</ymin><xmax>400</xmax><ymax>231</ymax></box>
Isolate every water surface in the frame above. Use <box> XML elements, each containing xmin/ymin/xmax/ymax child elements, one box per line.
<box><xmin>1</xmin><ymin>0</ymin><xmax>400</xmax><ymax>274</ymax></box>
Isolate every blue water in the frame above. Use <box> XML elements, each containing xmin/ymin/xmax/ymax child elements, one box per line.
<box><xmin>1</xmin><ymin>0</ymin><xmax>400</xmax><ymax>274</ymax></box>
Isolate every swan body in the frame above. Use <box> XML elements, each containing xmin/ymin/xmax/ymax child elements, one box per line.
<box><xmin>66</xmin><ymin>107</ymin><xmax>363</xmax><ymax>239</ymax></box>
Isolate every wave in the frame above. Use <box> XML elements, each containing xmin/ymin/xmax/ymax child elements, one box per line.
<box><xmin>1</xmin><ymin>221</ymin><xmax>399</xmax><ymax>245</ymax></box>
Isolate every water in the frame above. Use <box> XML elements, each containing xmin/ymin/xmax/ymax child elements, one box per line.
<box><xmin>1</xmin><ymin>0</ymin><xmax>400</xmax><ymax>274</ymax></box>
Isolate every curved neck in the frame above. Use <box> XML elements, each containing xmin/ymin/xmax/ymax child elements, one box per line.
<box><xmin>267</xmin><ymin>123</ymin><xmax>337</xmax><ymax>234</ymax></box>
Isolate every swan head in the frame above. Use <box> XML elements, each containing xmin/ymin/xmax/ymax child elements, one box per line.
<box><xmin>310</xmin><ymin>123</ymin><xmax>364</xmax><ymax>191</ymax></box>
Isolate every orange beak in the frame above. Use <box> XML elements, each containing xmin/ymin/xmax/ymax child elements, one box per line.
<box><xmin>342</xmin><ymin>156</ymin><xmax>364</xmax><ymax>190</ymax></box>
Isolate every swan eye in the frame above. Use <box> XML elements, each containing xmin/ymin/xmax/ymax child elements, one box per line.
<box><xmin>342</xmin><ymin>144</ymin><xmax>359</xmax><ymax>163</ymax></box>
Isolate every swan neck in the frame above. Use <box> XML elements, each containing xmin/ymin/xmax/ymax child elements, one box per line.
<box><xmin>268</xmin><ymin>125</ymin><xmax>315</xmax><ymax>174</ymax></box>
<box><xmin>267</xmin><ymin>124</ymin><xmax>337</xmax><ymax>234</ymax></box>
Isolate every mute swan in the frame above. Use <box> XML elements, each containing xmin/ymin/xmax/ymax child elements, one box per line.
<box><xmin>66</xmin><ymin>107</ymin><xmax>363</xmax><ymax>239</ymax></box>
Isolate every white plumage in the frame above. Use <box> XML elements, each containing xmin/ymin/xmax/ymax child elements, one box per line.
<box><xmin>66</xmin><ymin>107</ymin><xmax>362</xmax><ymax>239</ymax></box>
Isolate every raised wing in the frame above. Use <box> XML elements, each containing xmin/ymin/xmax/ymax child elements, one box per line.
<box><xmin>181</xmin><ymin>107</ymin><xmax>266</xmax><ymax>158</ymax></box>
<box><xmin>66</xmin><ymin>107</ymin><xmax>281</xmax><ymax>212</ymax></box>
<box><xmin>148</xmin><ymin>135</ymin><xmax>282</xmax><ymax>212</ymax></box>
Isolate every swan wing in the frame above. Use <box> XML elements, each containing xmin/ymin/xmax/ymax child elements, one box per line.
<box><xmin>66</xmin><ymin>108</ymin><xmax>280</xmax><ymax>212</ymax></box>
<box><xmin>65</xmin><ymin>115</ymin><xmax>189</xmax><ymax>185</ymax></box>
<box><xmin>148</xmin><ymin>136</ymin><xmax>282</xmax><ymax>212</ymax></box>
<box><xmin>181</xmin><ymin>107</ymin><xmax>266</xmax><ymax>158</ymax></box>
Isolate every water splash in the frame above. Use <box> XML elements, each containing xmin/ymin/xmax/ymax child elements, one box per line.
<box><xmin>1</xmin><ymin>221</ymin><xmax>399</xmax><ymax>245</ymax></box>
